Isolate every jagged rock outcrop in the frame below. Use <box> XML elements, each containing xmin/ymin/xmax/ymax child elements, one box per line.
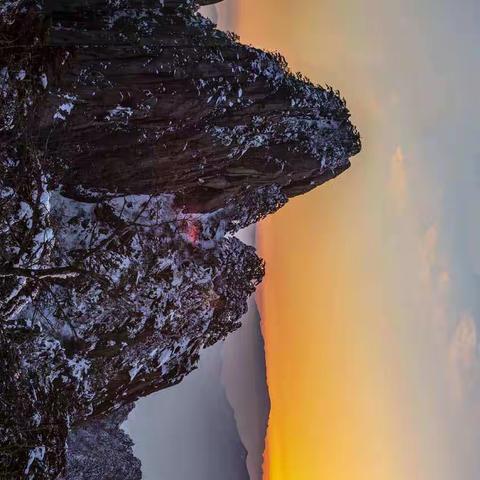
<box><xmin>0</xmin><ymin>331</ymin><xmax>69</xmax><ymax>478</ymax></box>
<box><xmin>63</xmin><ymin>404</ymin><xmax>141</xmax><ymax>480</ymax></box>
<box><xmin>2</xmin><ymin>0</ymin><xmax>360</xmax><ymax>211</ymax></box>
<box><xmin>0</xmin><ymin>0</ymin><xmax>361</xmax><ymax>478</ymax></box>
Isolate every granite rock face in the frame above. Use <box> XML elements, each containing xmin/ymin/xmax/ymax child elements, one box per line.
<box><xmin>0</xmin><ymin>0</ymin><xmax>360</xmax><ymax>478</ymax></box>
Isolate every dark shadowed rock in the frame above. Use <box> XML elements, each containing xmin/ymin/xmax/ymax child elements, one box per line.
<box><xmin>64</xmin><ymin>404</ymin><xmax>141</xmax><ymax>480</ymax></box>
<box><xmin>3</xmin><ymin>0</ymin><xmax>360</xmax><ymax>212</ymax></box>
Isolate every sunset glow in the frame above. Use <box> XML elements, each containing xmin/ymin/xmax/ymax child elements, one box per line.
<box><xmin>233</xmin><ymin>1</ymin><xmax>480</xmax><ymax>479</ymax></box>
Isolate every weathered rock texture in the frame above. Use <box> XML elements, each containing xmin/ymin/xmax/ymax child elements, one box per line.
<box><xmin>63</xmin><ymin>404</ymin><xmax>141</xmax><ymax>480</ymax></box>
<box><xmin>0</xmin><ymin>0</ymin><xmax>360</xmax><ymax>478</ymax></box>
<box><xmin>3</xmin><ymin>0</ymin><xmax>360</xmax><ymax>210</ymax></box>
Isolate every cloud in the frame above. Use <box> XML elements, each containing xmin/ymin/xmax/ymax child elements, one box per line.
<box><xmin>438</xmin><ymin>270</ymin><xmax>450</xmax><ymax>290</ymax></box>
<box><xmin>416</xmin><ymin>224</ymin><xmax>480</xmax><ymax>409</ymax></box>
<box><xmin>389</xmin><ymin>146</ymin><xmax>408</xmax><ymax>211</ymax></box>
<box><xmin>416</xmin><ymin>224</ymin><xmax>454</xmax><ymax>348</ymax></box>
<box><xmin>419</xmin><ymin>225</ymin><xmax>439</xmax><ymax>285</ymax></box>
<box><xmin>448</xmin><ymin>313</ymin><xmax>478</xmax><ymax>403</ymax></box>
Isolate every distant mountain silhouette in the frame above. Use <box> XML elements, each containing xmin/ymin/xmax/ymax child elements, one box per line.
<box><xmin>126</xmin><ymin>344</ymin><xmax>250</xmax><ymax>480</ymax></box>
<box><xmin>222</xmin><ymin>299</ymin><xmax>270</xmax><ymax>480</ymax></box>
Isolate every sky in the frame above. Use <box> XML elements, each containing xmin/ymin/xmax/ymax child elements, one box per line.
<box><xmin>220</xmin><ymin>0</ymin><xmax>480</xmax><ymax>479</ymax></box>
<box><xmin>126</xmin><ymin>343</ymin><xmax>250</xmax><ymax>480</ymax></box>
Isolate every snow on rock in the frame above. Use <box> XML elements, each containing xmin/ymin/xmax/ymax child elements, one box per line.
<box><xmin>39</xmin><ymin>73</ymin><xmax>48</xmax><ymax>89</ymax></box>
<box><xmin>24</xmin><ymin>446</ymin><xmax>46</xmax><ymax>475</ymax></box>
<box><xmin>53</xmin><ymin>95</ymin><xmax>77</xmax><ymax>121</ymax></box>
<box><xmin>64</xmin><ymin>404</ymin><xmax>141</xmax><ymax>480</ymax></box>
<box><xmin>67</xmin><ymin>357</ymin><xmax>91</xmax><ymax>382</ymax></box>
<box><xmin>106</xmin><ymin>105</ymin><xmax>133</xmax><ymax>122</ymax></box>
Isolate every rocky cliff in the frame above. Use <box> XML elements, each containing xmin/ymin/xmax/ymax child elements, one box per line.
<box><xmin>64</xmin><ymin>404</ymin><xmax>142</xmax><ymax>480</ymax></box>
<box><xmin>0</xmin><ymin>0</ymin><xmax>360</xmax><ymax>478</ymax></box>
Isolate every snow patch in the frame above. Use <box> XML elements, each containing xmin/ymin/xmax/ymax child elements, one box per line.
<box><xmin>106</xmin><ymin>105</ymin><xmax>133</xmax><ymax>122</ymax></box>
<box><xmin>39</xmin><ymin>73</ymin><xmax>48</xmax><ymax>89</ymax></box>
<box><xmin>24</xmin><ymin>446</ymin><xmax>46</xmax><ymax>475</ymax></box>
<box><xmin>53</xmin><ymin>94</ymin><xmax>77</xmax><ymax>121</ymax></box>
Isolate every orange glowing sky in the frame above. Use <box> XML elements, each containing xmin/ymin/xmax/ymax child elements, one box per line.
<box><xmin>226</xmin><ymin>1</ymin><xmax>480</xmax><ymax>479</ymax></box>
